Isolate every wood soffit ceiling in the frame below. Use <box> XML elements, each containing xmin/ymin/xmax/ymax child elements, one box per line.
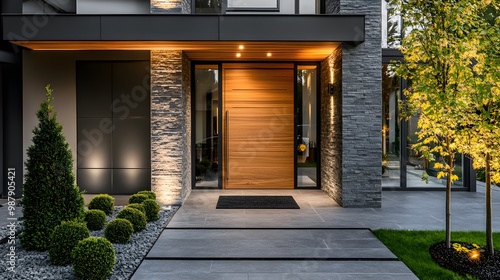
<box><xmin>11</xmin><ymin>41</ymin><xmax>340</xmax><ymax>61</ymax></box>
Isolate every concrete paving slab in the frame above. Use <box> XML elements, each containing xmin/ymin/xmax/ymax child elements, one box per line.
<box><xmin>146</xmin><ymin>229</ymin><xmax>396</xmax><ymax>259</ymax></box>
<box><xmin>133</xmin><ymin>188</ymin><xmax>500</xmax><ymax>279</ymax></box>
<box><xmin>132</xmin><ymin>260</ymin><xmax>418</xmax><ymax>280</ymax></box>
<box><xmin>167</xmin><ymin>188</ymin><xmax>500</xmax><ymax>231</ymax></box>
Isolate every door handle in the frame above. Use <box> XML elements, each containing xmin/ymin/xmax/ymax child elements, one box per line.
<box><xmin>225</xmin><ymin>110</ymin><xmax>229</xmax><ymax>180</ymax></box>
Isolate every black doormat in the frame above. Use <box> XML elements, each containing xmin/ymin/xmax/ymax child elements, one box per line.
<box><xmin>216</xmin><ymin>196</ymin><xmax>300</xmax><ymax>209</ymax></box>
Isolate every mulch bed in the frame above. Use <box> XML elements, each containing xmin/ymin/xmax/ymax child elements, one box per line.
<box><xmin>430</xmin><ymin>242</ymin><xmax>500</xmax><ymax>279</ymax></box>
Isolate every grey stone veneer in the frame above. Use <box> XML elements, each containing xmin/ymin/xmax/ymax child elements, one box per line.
<box><xmin>320</xmin><ymin>47</ymin><xmax>343</xmax><ymax>206</ymax></box>
<box><xmin>150</xmin><ymin>1</ymin><xmax>191</xmax><ymax>205</ymax></box>
<box><xmin>338</xmin><ymin>0</ymin><xmax>382</xmax><ymax>207</ymax></box>
<box><xmin>150</xmin><ymin>50</ymin><xmax>191</xmax><ymax>205</ymax></box>
<box><xmin>325</xmin><ymin>0</ymin><xmax>341</xmax><ymax>14</ymax></box>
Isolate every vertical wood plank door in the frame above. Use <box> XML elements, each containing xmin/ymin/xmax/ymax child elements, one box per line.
<box><xmin>223</xmin><ymin>64</ymin><xmax>294</xmax><ymax>189</ymax></box>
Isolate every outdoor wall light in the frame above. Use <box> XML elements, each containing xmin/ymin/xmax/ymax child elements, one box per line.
<box><xmin>328</xmin><ymin>83</ymin><xmax>335</xmax><ymax>95</ymax></box>
<box><xmin>468</xmin><ymin>249</ymin><xmax>480</xmax><ymax>261</ymax></box>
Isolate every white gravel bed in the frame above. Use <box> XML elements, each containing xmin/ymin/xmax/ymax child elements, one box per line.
<box><xmin>0</xmin><ymin>206</ymin><xmax>177</xmax><ymax>280</ymax></box>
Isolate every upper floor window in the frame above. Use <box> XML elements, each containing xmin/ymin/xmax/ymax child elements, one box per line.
<box><xmin>194</xmin><ymin>0</ymin><xmax>322</xmax><ymax>14</ymax></box>
<box><xmin>382</xmin><ymin>0</ymin><xmax>402</xmax><ymax>48</ymax></box>
<box><xmin>195</xmin><ymin>0</ymin><xmax>222</xmax><ymax>14</ymax></box>
<box><xmin>227</xmin><ymin>0</ymin><xmax>278</xmax><ymax>11</ymax></box>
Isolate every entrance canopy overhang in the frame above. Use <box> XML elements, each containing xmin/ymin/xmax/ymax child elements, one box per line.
<box><xmin>3</xmin><ymin>14</ymin><xmax>362</xmax><ymax>60</ymax></box>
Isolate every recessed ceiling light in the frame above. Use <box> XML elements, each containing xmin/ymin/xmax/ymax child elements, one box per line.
<box><xmin>236</xmin><ymin>53</ymin><xmax>241</xmax><ymax>57</ymax></box>
<box><xmin>238</xmin><ymin>45</ymin><xmax>244</xmax><ymax>50</ymax></box>
<box><xmin>267</xmin><ymin>52</ymin><xmax>272</xmax><ymax>57</ymax></box>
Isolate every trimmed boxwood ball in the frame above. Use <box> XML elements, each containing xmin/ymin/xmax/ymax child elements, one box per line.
<box><xmin>137</xmin><ymin>190</ymin><xmax>156</xmax><ymax>200</ymax></box>
<box><xmin>49</xmin><ymin>220</ymin><xmax>89</xmax><ymax>266</ymax></box>
<box><xmin>128</xmin><ymin>193</ymin><xmax>149</xmax><ymax>204</ymax></box>
<box><xmin>88</xmin><ymin>194</ymin><xmax>114</xmax><ymax>215</ymax></box>
<box><xmin>104</xmin><ymin>218</ymin><xmax>134</xmax><ymax>244</ymax></box>
<box><xmin>126</xmin><ymin>203</ymin><xmax>145</xmax><ymax>214</ymax></box>
<box><xmin>72</xmin><ymin>237</ymin><xmax>116</xmax><ymax>280</ymax></box>
<box><xmin>84</xmin><ymin>209</ymin><xmax>106</xmax><ymax>231</ymax></box>
<box><xmin>142</xmin><ymin>199</ymin><xmax>161</xmax><ymax>222</ymax></box>
<box><xmin>116</xmin><ymin>207</ymin><xmax>147</xmax><ymax>232</ymax></box>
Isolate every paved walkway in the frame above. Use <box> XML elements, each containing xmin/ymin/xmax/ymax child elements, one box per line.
<box><xmin>3</xmin><ymin>186</ymin><xmax>499</xmax><ymax>279</ymax></box>
<box><xmin>133</xmin><ymin>187</ymin><xmax>500</xmax><ymax>279</ymax></box>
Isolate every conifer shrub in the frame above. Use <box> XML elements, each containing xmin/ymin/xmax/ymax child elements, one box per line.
<box><xmin>126</xmin><ymin>203</ymin><xmax>145</xmax><ymax>214</ymax></box>
<box><xmin>128</xmin><ymin>193</ymin><xmax>149</xmax><ymax>204</ymax></box>
<box><xmin>84</xmin><ymin>209</ymin><xmax>106</xmax><ymax>231</ymax></box>
<box><xmin>104</xmin><ymin>218</ymin><xmax>134</xmax><ymax>244</ymax></box>
<box><xmin>49</xmin><ymin>220</ymin><xmax>89</xmax><ymax>265</ymax></box>
<box><xmin>88</xmin><ymin>194</ymin><xmax>114</xmax><ymax>215</ymax></box>
<box><xmin>137</xmin><ymin>190</ymin><xmax>156</xmax><ymax>200</ymax></box>
<box><xmin>20</xmin><ymin>85</ymin><xmax>85</xmax><ymax>251</ymax></box>
<box><xmin>72</xmin><ymin>237</ymin><xmax>116</xmax><ymax>280</ymax></box>
<box><xmin>142</xmin><ymin>199</ymin><xmax>161</xmax><ymax>222</ymax></box>
<box><xmin>116</xmin><ymin>207</ymin><xmax>147</xmax><ymax>232</ymax></box>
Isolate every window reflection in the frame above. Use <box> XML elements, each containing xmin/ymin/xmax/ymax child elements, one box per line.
<box><xmin>195</xmin><ymin>65</ymin><xmax>219</xmax><ymax>187</ymax></box>
<box><xmin>381</xmin><ymin>64</ymin><xmax>401</xmax><ymax>187</ymax></box>
<box><xmin>194</xmin><ymin>0</ymin><xmax>222</xmax><ymax>14</ymax></box>
<box><xmin>297</xmin><ymin>66</ymin><xmax>317</xmax><ymax>188</ymax></box>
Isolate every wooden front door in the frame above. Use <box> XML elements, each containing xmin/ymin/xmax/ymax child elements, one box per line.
<box><xmin>223</xmin><ymin>64</ymin><xmax>294</xmax><ymax>189</ymax></box>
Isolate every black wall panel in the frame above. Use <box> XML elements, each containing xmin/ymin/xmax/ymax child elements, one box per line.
<box><xmin>77</xmin><ymin>62</ymin><xmax>112</xmax><ymax>118</ymax></box>
<box><xmin>77</xmin><ymin>169</ymin><xmax>112</xmax><ymax>194</ymax></box>
<box><xmin>77</xmin><ymin>60</ymin><xmax>151</xmax><ymax>194</ymax></box>
<box><xmin>113</xmin><ymin>118</ymin><xmax>150</xmax><ymax>169</ymax></box>
<box><xmin>77</xmin><ymin>118</ymin><xmax>113</xmax><ymax>169</ymax></box>
<box><xmin>112</xmin><ymin>61</ymin><xmax>150</xmax><ymax>118</ymax></box>
<box><xmin>113</xmin><ymin>169</ymin><xmax>151</xmax><ymax>195</ymax></box>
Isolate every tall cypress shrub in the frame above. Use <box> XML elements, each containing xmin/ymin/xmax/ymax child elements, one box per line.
<box><xmin>20</xmin><ymin>85</ymin><xmax>85</xmax><ymax>251</ymax></box>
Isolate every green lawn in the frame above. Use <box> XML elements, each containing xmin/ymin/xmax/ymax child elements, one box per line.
<box><xmin>372</xmin><ymin>230</ymin><xmax>500</xmax><ymax>280</ymax></box>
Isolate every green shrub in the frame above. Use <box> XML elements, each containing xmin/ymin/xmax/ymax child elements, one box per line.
<box><xmin>104</xmin><ymin>218</ymin><xmax>134</xmax><ymax>244</ymax></box>
<box><xmin>20</xmin><ymin>86</ymin><xmax>85</xmax><ymax>251</ymax></box>
<box><xmin>116</xmin><ymin>207</ymin><xmax>147</xmax><ymax>232</ymax></box>
<box><xmin>128</xmin><ymin>193</ymin><xmax>149</xmax><ymax>204</ymax></box>
<box><xmin>72</xmin><ymin>237</ymin><xmax>116</xmax><ymax>280</ymax></box>
<box><xmin>126</xmin><ymin>203</ymin><xmax>145</xmax><ymax>214</ymax></box>
<box><xmin>49</xmin><ymin>220</ymin><xmax>89</xmax><ymax>266</ymax></box>
<box><xmin>88</xmin><ymin>194</ymin><xmax>114</xmax><ymax>215</ymax></box>
<box><xmin>84</xmin><ymin>210</ymin><xmax>106</xmax><ymax>231</ymax></box>
<box><xmin>137</xmin><ymin>190</ymin><xmax>156</xmax><ymax>200</ymax></box>
<box><xmin>142</xmin><ymin>199</ymin><xmax>161</xmax><ymax>222</ymax></box>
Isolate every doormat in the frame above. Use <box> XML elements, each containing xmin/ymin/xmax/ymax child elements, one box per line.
<box><xmin>216</xmin><ymin>196</ymin><xmax>300</xmax><ymax>209</ymax></box>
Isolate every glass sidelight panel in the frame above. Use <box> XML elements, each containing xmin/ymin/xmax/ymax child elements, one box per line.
<box><xmin>194</xmin><ymin>65</ymin><xmax>220</xmax><ymax>187</ymax></box>
<box><xmin>296</xmin><ymin>65</ymin><xmax>318</xmax><ymax>188</ymax></box>
<box><xmin>381</xmin><ymin>64</ymin><xmax>401</xmax><ymax>187</ymax></box>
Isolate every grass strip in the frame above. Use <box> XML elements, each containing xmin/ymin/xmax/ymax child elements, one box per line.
<box><xmin>372</xmin><ymin>230</ymin><xmax>499</xmax><ymax>280</ymax></box>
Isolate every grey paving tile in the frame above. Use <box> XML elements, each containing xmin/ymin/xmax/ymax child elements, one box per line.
<box><xmin>132</xmin><ymin>261</ymin><xmax>418</xmax><ymax>280</ymax></box>
<box><xmin>147</xmin><ymin>229</ymin><xmax>396</xmax><ymax>259</ymax></box>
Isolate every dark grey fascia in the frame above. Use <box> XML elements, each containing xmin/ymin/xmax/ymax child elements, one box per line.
<box><xmin>0</xmin><ymin>50</ymin><xmax>18</xmax><ymax>63</ymax></box>
<box><xmin>3</xmin><ymin>14</ymin><xmax>365</xmax><ymax>44</ymax></box>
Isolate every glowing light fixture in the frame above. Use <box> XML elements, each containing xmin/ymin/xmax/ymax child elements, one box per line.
<box><xmin>236</xmin><ymin>53</ymin><xmax>241</xmax><ymax>57</ymax></box>
<box><xmin>238</xmin><ymin>45</ymin><xmax>244</xmax><ymax>50</ymax></box>
<box><xmin>266</xmin><ymin>52</ymin><xmax>272</xmax><ymax>57</ymax></box>
<box><xmin>468</xmin><ymin>249</ymin><xmax>480</xmax><ymax>261</ymax></box>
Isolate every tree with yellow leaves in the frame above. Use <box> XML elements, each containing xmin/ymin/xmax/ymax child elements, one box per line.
<box><xmin>457</xmin><ymin>2</ymin><xmax>499</xmax><ymax>255</ymax></box>
<box><xmin>392</xmin><ymin>0</ymin><xmax>494</xmax><ymax>249</ymax></box>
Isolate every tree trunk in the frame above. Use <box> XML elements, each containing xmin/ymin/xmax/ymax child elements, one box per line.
<box><xmin>445</xmin><ymin>135</ymin><xmax>453</xmax><ymax>249</ymax></box>
<box><xmin>486</xmin><ymin>153</ymin><xmax>494</xmax><ymax>255</ymax></box>
<box><xmin>445</xmin><ymin>150</ymin><xmax>453</xmax><ymax>249</ymax></box>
